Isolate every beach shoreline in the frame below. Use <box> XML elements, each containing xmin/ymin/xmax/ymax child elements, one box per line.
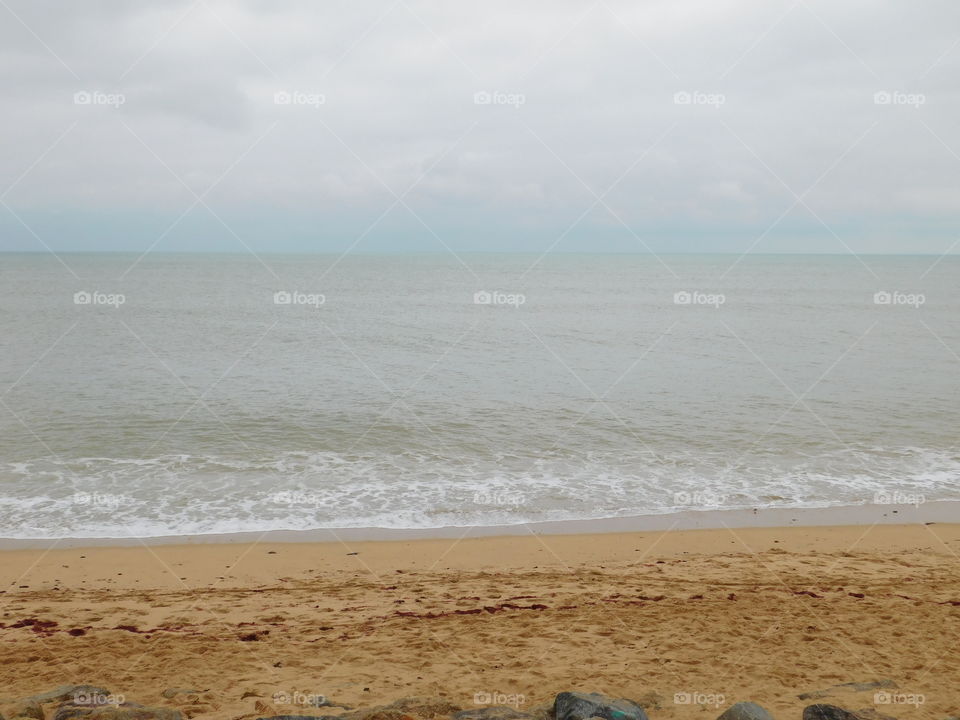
<box><xmin>1</xmin><ymin>499</ymin><xmax>954</xmax><ymax>549</ymax></box>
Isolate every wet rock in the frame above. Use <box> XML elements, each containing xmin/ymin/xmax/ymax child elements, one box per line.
<box><xmin>453</xmin><ymin>708</ymin><xmax>533</xmax><ymax>720</ymax></box>
<box><xmin>554</xmin><ymin>693</ymin><xmax>648</xmax><ymax>720</ymax></box>
<box><xmin>802</xmin><ymin>705</ymin><xmax>870</xmax><ymax>720</ymax></box>
<box><xmin>717</xmin><ymin>703</ymin><xmax>774</xmax><ymax>720</ymax></box>
<box><xmin>801</xmin><ymin>705</ymin><xmax>895</xmax><ymax>720</ymax></box>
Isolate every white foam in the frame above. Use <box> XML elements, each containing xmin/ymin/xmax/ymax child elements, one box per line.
<box><xmin>0</xmin><ymin>446</ymin><xmax>958</xmax><ymax>538</ymax></box>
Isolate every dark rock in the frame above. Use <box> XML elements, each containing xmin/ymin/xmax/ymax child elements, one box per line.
<box><xmin>717</xmin><ymin>703</ymin><xmax>774</xmax><ymax>720</ymax></box>
<box><xmin>453</xmin><ymin>708</ymin><xmax>533</xmax><ymax>720</ymax></box>
<box><xmin>803</xmin><ymin>705</ymin><xmax>859</xmax><ymax>720</ymax></box>
<box><xmin>801</xmin><ymin>706</ymin><xmax>894</xmax><ymax>720</ymax></box>
<box><xmin>554</xmin><ymin>693</ymin><xmax>648</xmax><ymax>720</ymax></box>
<box><xmin>54</xmin><ymin>703</ymin><xmax>181</xmax><ymax>720</ymax></box>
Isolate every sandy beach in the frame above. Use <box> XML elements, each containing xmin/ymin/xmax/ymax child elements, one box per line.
<box><xmin>2</xmin><ymin>521</ymin><xmax>958</xmax><ymax>720</ymax></box>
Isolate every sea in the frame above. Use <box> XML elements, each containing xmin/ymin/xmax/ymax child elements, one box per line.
<box><xmin>0</xmin><ymin>252</ymin><xmax>957</xmax><ymax>538</ymax></box>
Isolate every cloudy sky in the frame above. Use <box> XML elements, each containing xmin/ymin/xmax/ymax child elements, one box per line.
<box><xmin>0</xmin><ymin>0</ymin><xmax>957</xmax><ymax>253</ymax></box>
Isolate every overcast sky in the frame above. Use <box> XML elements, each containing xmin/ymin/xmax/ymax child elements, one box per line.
<box><xmin>0</xmin><ymin>0</ymin><xmax>958</xmax><ymax>254</ymax></box>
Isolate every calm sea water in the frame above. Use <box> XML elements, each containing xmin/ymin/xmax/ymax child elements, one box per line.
<box><xmin>1</xmin><ymin>253</ymin><xmax>958</xmax><ymax>538</ymax></box>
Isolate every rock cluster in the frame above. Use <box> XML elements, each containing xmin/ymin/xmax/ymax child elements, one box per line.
<box><xmin>0</xmin><ymin>686</ymin><xmax>948</xmax><ymax>720</ymax></box>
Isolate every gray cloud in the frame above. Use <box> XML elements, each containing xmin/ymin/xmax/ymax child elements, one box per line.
<box><xmin>1</xmin><ymin>0</ymin><xmax>958</xmax><ymax>253</ymax></box>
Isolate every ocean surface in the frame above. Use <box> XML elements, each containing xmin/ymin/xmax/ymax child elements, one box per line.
<box><xmin>0</xmin><ymin>253</ymin><xmax>958</xmax><ymax>538</ymax></box>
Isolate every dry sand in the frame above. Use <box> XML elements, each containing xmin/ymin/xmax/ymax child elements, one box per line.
<box><xmin>1</xmin><ymin>523</ymin><xmax>959</xmax><ymax>720</ymax></box>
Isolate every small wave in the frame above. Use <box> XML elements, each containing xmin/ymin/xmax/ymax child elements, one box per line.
<box><xmin>0</xmin><ymin>446</ymin><xmax>958</xmax><ymax>538</ymax></box>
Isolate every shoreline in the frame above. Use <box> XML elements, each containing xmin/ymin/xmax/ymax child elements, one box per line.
<box><xmin>1</xmin><ymin>499</ymin><xmax>954</xmax><ymax>549</ymax></box>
